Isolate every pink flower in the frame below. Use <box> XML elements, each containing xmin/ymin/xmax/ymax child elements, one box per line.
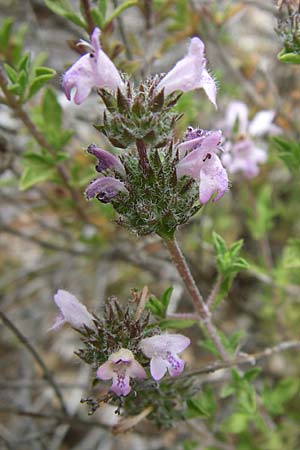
<box><xmin>50</xmin><ymin>290</ymin><xmax>94</xmax><ymax>331</ymax></box>
<box><xmin>140</xmin><ymin>334</ymin><xmax>190</xmax><ymax>381</ymax></box>
<box><xmin>221</xmin><ymin>101</ymin><xmax>280</xmax><ymax>178</ymax></box>
<box><xmin>176</xmin><ymin>128</ymin><xmax>228</xmax><ymax>204</ymax></box>
<box><xmin>97</xmin><ymin>348</ymin><xmax>146</xmax><ymax>396</ymax></box>
<box><xmin>156</xmin><ymin>37</ymin><xmax>217</xmax><ymax>107</ymax></box>
<box><xmin>63</xmin><ymin>28</ymin><xmax>124</xmax><ymax>104</ymax></box>
<box><xmin>85</xmin><ymin>176</ymin><xmax>127</xmax><ymax>202</ymax></box>
<box><xmin>87</xmin><ymin>144</ymin><xmax>125</xmax><ymax>175</ymax></box>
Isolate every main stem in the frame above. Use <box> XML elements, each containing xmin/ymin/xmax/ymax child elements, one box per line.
<box><xmin>164</xmin><ymin>237</ymin><xmax>229</xmax><ymax>361</ymax></box>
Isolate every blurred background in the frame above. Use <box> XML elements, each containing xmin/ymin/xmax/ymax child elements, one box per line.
<box><xmin>0</xmin><ymin>1</ymin><xmax>300</xmax><ymax>449</ymax></box>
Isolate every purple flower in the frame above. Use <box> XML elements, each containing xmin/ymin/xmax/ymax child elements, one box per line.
<box><xmin>50</xmin><ymin>290</ymin><xmax>94</xmax><ymax>331</ymax></box>
<box><xmin>97</xmin><ymin>348</ymin><xmax>146</xmax><ymax>396</ymax></box>
<box><xmin>221</xmin><ymin>101</ymin><xmax>281</xmax><ymax>178</ymax></box>
<box><xmin>85</xmin><ymin>176</ymin><xmax>127</xmax><ymax>202</ymax></box>
<box><xmin>140</xmin><ymin>334</ymin><xmax>190</xmax><ymax>381</ymax></box>
<box><xmin>87</xmin><ymin>144</ymin><xmax>125</xmax><ymax>175</ymax></box>
<box><xmin>176</xmin><ymin>128</ymin><xmax>228</xmax><ymax>204</ymax></box>
<box><xmin>62</xmin><ymin>28</ymin><xmax>124</xmax><ymax>105</ymax></box>
<box><xmin>156</xmin><ymin>37</ymin><xmax>217</xmax><ymax>107</ymax></box>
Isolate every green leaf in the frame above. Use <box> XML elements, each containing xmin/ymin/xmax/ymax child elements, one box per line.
<box><xmin>17</xmin><ymin>69</ymin><xmax>28</xmax><ymax>98</ymax></box>
<box><xmin>159</xmin><ymin>318</ymin><xmax>196</xmax><ymax>329</ymax></box>
<box><xmin>28</xmin><ymin>72</ymin><xmax>56</xmax><ymax>99</ymax></box>
<box><xmin>261</xmin><ymin>378</ymin><xmax>299</xmax><ymax>415</ymax></box>
<box><xmin>146</xmin><ymin>286</ymin><xmax>173</xmax><ymax>318</ymax></box>
<box><xmin>246</xmin><ymin>185</ymin><xmax>276</xmax><ymax>241</ymax></box>
<box><xmin>42</xmin><ymin>87</ymin><xmax>62</xmax><ymax>130</ymax></box>
<box><xmin>277</xmin><ymin>48</ymin><xmax>300</xmax><ymax>64</ymax></box>
<box><xmin>222</xmin><ymin>413</ymin><xmax>249</xmax><ymax>434</ymax></box>
<box><xmin>186</xmin><ymin>387</ymin><xmax>216</xmax><ymax>419</ymax></box>
<box><xmin>4</xmin><ymin>64</ymin><xmax>18</xmax><ymax>83</ymax></box>
<box><xmin>271</xmin><ymin>136</ymin><xmax>300</xmax><ymax>174</ymax></box>
<box><xmin>90</xmin><ymin>8</ymin><xmax>104</xmax><ymax>29</ymax></box>
<box><xmin>18</xmin><ymin>52</ymin><xmax>30</xmax><ymax>72</ymax></box>
<box><xmin>105</xmin><ymin>0</ymin><xmax>137</xmax><ymax>25</ymax></box>
<box><xmin>98</xmin><ymin>0</ymin><xmax>107</xmax><ymax>18</ymax></box>
<box><xmin>44</xmin><ymin>0</ymin><xmax>86</xmax><ymax>29</ymax></box>
<box><xmin>20</xmin><ymin>166</ymin><xmax>56</xmax><ymax>190</ymax></box>
<box><xmin>212</xmin><ymin>233</ymin><xmax>248</xmax><ymax>308</ymax></box>
<box><xmin>20</xmin><ymin>152</ymin><xmax>57</xmax><ymax>190</ymax></box>
<box><xmin>0</xmin><ymin>17</ymin><xmax>14</xmax><ymax>49</ymax></box>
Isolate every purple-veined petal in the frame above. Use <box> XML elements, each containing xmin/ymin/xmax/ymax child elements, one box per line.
<box><xmin>53</xmin><ymin>290</ymin><xmax>94</xmax><ymax>330</ymax></box>
<box><xmin>140</xmin><ymin>334</ymin><xmax>190</xmax><ymax>356</ymax></box>
<box><xmin>150</xmin><ymin>356</ymin><xmax>168</xmax><ymax>381</ymax></box>
<box><xmin>85</xmin><ymin>177</ymin><xmax>126</xmax><ymax>202</ymax></box>
<box><xmin>111</xmin><ymin>372</ymin><xmax>131</xmax><ymax>396</ymax></box>
<box><xmin>199</xmin><ymin>154</ymin><xmax>229</xmax><ymax>203</ymax></box>
<box><xmin>178</xmin><ymin>130</ymin><xmax>222</xmax><ymax>153</ymax></box>
<box><xmin>165</xmin><ymin>352</ymin><xmax>185</xmax><ymax>377</ymax></box>
<box><xmin>128</xmin><ymin>359</ymin><xmax>147</xmax><ymax>379</ymax></box>
<box><xmin>225</xmin><ymin>101</ymin><xmax>249</xmax><ymax>134</ymax></box>
<box><xmin>248</xmin><ymin>110</ymin><xmax>275</xmax><ymax>136</ymax></box>
<box><xmin>87</xmin><ymin>145</ymin><xmax>125</xmax><ymax>175</ymax></box>
<box><xmin>97</xmin><ymin>361</ymin><xmax>113</xmax><ymax>380</ymax></box>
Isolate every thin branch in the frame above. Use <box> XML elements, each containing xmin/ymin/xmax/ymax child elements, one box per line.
<box><xmin>206</xmin><ymin>274</ymin><xmax>222</xmax><ymax>309</ymax></box>
<box><xmin>0</xmin><ymin>310</ymin><xmax>67</xmax><ymax>414</ymax></box>
<box><xmin>80</xmin><ymin>0</ymin><xmax>95</xmax><ymax>34</ymax></box>
<box><xmin>0</xmin><ymin>408</ymin><xmax>109</xmax><ymax>430</ymax></box>
<box><xmin>0</xmin><ymin>224</ymin><xmax>89</xmax><ymax>256</ymax></box>
<box><xmin>182</xmin><ymin>340</ymin><xmax>300</xmax><ymax>379</ymax></box>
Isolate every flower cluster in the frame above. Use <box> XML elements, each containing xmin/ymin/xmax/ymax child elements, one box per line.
<box><xmin>221</xmin><ymin>101</ymin><xmax>280</xmax><ymax>178</ymax></box>
<box><xmin>51</xmin><ymin>290</ymin><xmax>190</xmax><ymax>397</ymax></box>
<box><xmin>62</xmin><ymin>28</ymin><xmax>229</xmax><ymax>237</ymax></box>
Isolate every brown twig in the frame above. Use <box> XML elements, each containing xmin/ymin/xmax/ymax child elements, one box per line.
<box><xmin>80</xmin><ymin>0</ymin><xmax>95</xmax><ymax>34</ymax></box>
<box><xmin>0</xmin><ymin>310</ymin><xmax>67</xmax><ymax>414</ymax></box>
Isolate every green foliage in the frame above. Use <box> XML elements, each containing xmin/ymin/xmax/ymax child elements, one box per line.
<box><xmin>212</xmin><ymin>232</ymin><xmax>249</xmax><ymax>308</ymax></box>
<box><xmin>44</xmin><ymin>0</ymin><xmax>86</xmax><ymax>29</ymax></box>
<box><xmin>220</xmin><ymin>369</ymin><xmax>262</xmax><ymax>434</ymax></box>
<box><xmin>277</xmin><ymin>48</ymin><xmax>300</xmax><ymax>64</ymax></box>
<box><xmin>31</xmin><ymin>87</ymin><xmax>73</xmax><ymax>151</ymax></box>
<box><xmin>146</xmin><ymin>286</ymin><xmax>196</xmax><ymax>329</ymax></box>
<box><xmin>200</xmin><ymin>329</ymin><xmax>245</xmax><ymax>357</ymax></box>
<box><xmin>186</xmin><ymin>386</ymin><xmax>217</xmax><ymax>419</ymax></box>
<box><xmin>246</xmin><ymin>185</ymin><xmax>276</xmax><ymax>241</ymax></box>
<box><xmin>261</xmin><ymin>378</ymin><xmax>299</xmax><ymax>415</ymax></box>
<box><xmin>146</xmin><ymin>286</ymin><xmax>172</xmax><ymax>318</ymax></box>
<box><xmin>45</xmin><ymin>0</ymin><xmax>137</xmax><ymax>30</ymax></box>
<box><xmin>271</xmin><ymin>136</ymin><xmax>300</xmax><ymax>174</ymax></box>
<box><xmin>20</xmin><ymin>152</ymin><xmax>59</xmax><ymax>190</ymax></box>
<box><xmin>1</xmin><ymin>20</ymin><xmax>56</xmax><ymax>102</ymax></box>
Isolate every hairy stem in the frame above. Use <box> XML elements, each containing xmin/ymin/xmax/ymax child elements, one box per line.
<box><xmin>164</xmin><ymin>237</ymin><xmax>229</xmax><ymax>361</ymax></box>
